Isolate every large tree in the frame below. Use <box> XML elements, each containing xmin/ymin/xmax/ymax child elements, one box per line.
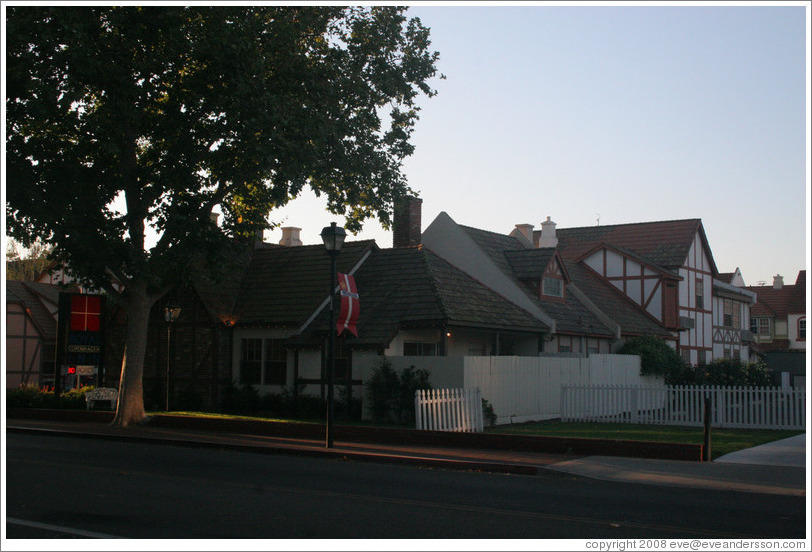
<box><xmin>5</xmin><ymin>6</ymin><xmax>441</xmax><ymax>426</ymax></box>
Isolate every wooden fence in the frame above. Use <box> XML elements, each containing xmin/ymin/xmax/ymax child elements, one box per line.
<box><xmin>561</xmin><ymin>384</ymin><xmax>806</xmax><ymax>430</ymax></box>
<box><xmin>415</xmin><ymin>388</ymin><xmax>484</xmax><ymax>433</ymax></box>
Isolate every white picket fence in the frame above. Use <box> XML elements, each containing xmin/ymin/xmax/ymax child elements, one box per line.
<box><xmin>415</xmin><ymin>388</ymin><xmax>484</xmax><ymax>433</ymax></box>
<box><xmin>561</xmin><ymin>384</ymin><xmax>806</xmax><ymax>430</ymax></box>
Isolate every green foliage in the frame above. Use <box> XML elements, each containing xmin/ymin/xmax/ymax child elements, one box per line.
<box><xmin>365</xmin><ymin>360</ymin><xmax>432</xmax><ymax>425</ymax></box>
<box><xmin>681</xmin><ymin>358</ymin><xmax>773</xmax><ymax>388</ymax></box>
<box><xmin>5</xmin><ymin>238</ymin><xmax>52</xmax><ymax>281</ymax></box>
<box><xmin>6</xmin><ymin>384</ymin><xmax>96</xmax><ymax>409</ymax></box>
<box><xmin>220</xmin><ymin>382</ymin><xmax>261</xmax><ymax>415</ymax></box>
<box><xmin>365</xmin><ymin>360</ymin><xmax>401</xmax><ymax>424</ymax></box>
<box><xmin>481</xmin><ymin>398</ymin><xmax>498</xmax><ymax>428</ymax></box>
<box><xmin>618</xmin><ymin>335</ymin><xmax>686</xmax><ymax>384</ymax></box>
<box><xmin>6</xmin><ymin>6</ymin><xmax>441</xmax><ymax>425</ymax></box>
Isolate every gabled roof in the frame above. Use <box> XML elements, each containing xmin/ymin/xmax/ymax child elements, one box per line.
<box><xmin>504</xmin><ymin>248</ymin><xmax>561</xmax><ymax>281</ymax></box>
<box><xmin>745</xmin><ymin>271</ymin><xmax>806</xmax><ymax>319</ymax></box>
<box><xmin>231</xmin><ymin>240</ymin><xmax>378</xmax><ymax>327</ymax></box>
<box><xmin>455</xmin><ymin>225</ymin><xmax>616</xmax><ymax>338</ymax></box>
<box><xmin>564</xmin><ymin>262</ymin><xmax>672</xmax><ymax>338</ymax></box>
<box><xmin>5</xmin><ymin>280</ymin><xmax>76</xmax><ymax>340</ymax></box>
<box><xmin>301</xmin><ymin>246</ymin><xmax>552</xmax><ymax>348</ymax></box>
<box><xmin>553</xmin><ymin>219</ymin><xmax>717</xmax><ymax>275</ymax></box>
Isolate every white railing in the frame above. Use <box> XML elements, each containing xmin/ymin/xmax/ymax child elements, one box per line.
<box><xmin>561</xmin><ymin>384</ymin><xmax>806</xmax><ymax>430</ymax></box>
<box><xmin>415</xmin><ymin>388</ymin><xmax>484</xmax><ymax>433</ymax></box>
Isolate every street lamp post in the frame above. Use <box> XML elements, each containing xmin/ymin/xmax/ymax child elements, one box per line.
<box><xmin>164</xmin><ymin>305</ymin><xmax>182</xmax><ymax>412</ymax></box>
<box><xmin>320</xmin><ymin>222</ymin><xmax>346</xmax><ymax>448</ymax></box>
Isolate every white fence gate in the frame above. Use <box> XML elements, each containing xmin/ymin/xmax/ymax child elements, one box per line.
<box><xmin>561</xmin><ymin>384</ymin><xmax>806</xmax><ymax>430</ymax></box>
<box><xmin>415</xmin><ymin>388</ymin><xmax>484</xmax><ymax>433</ymax></box>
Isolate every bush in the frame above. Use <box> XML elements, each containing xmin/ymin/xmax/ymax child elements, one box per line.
<box><xmin>618</xmin><ymin>335</ymin><xmax>686</xmax><ymax>384</ymax></box>
<box><xmin>6</xmin><ymin>384</ymin><xmax>96</xmax><ymax>409</ymax></box>
<box><xmin>691</xmin><ymin>358</ymin><xmax>772</xmax><ymax>388</ymax></box>
<box><xmin>365</xmin><ymin>360</ymin><xmax>431</xmax><ymax>425</ymax></box>
<box><xmin>7</xmin><ymin>384</ymin><xmax>55</xmax><ymax>408</ymax></box>
<box><xmin>220</xmin><ymin>381</ymin><xmax>261</xmax><ymax>415</ymax></box>
<box><xmin>481</xmin><ymin>398</ymin><xmax>497</xmax><ymax>428</ymax></box>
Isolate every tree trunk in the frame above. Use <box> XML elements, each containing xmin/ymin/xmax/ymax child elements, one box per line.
<box><xmin>111</xmin><ymin>282</ymin><xmax>155</xmax><ymax>427</ymax></box>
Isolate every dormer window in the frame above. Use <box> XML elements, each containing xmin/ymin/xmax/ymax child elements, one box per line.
<box><xmin>542</xmin><ymin>276</ymin><xmax>563</xmax><ymax>298</ymax></box>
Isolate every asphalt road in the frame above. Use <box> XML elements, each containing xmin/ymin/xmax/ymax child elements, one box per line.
<box><xmin>4</xmin><ymin>433</ymin><xmax>806</xmax><ymax>540</ymax></box>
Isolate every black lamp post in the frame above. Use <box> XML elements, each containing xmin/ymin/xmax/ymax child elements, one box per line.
<box><xmin>320</xmin><ymin>222</ymin><xmax>346</xmax><ymax>448</ymax></box>
<box><xmin>164</xmin><ymin>305</ymin><xmax>182</xmax><ymax>412</ymax></box>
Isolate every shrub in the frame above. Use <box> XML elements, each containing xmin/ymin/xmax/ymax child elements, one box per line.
<box><xmin>7</xmin><ymin>384</ymin><xmax>55</xmax><ymax>408</ymax></box>
<box><xmin>6</xmin><ymin>384</ymin><xmax>96</xmax><ymax>409</ymax></box>
<box><xmin>481</xmin><ymin>398</ymin><xmax>497</xmax><ymax>428</ymax></box>
<box><xmin>693</xmin><ymin>357</ymin><xmax>773</xmax><ymax>388</ymax></box>
<box><xmin>57</xmin><ymin>385</ymin><xmax>95</xmax><ymax>409</ymax></box>
<box><xmin>220</xmin><ymin>381</ymin><xmax>261</xmax><ymax>415</ymax></box>
<box><xmin>365</xmin><ymin>360</ymin><xmax>401</xmax><ymax>424</ymax></box>
<box><xmin>365</xmin><ymin>360</ymin><xmax>432</xmax><ymax>425</ymax></box>
<box><xmin>618</xmin><ymin>335</ymin><xmax>686</xmax><ymax>384</ymax></box>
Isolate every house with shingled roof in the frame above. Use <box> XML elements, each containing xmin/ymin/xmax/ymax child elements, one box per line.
<box><xmin>745</xmin><ymin>271</ymin><xmax>806</xmax><ymax>353</ymax></box>
<box><xmin>420</xmin><ymin>205</ymin><xmax>755</xmax><ymax>365</ymax></box>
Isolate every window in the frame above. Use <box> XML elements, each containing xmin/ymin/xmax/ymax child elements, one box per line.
<box><xmin>264</xmin><ymin>339</ymin><xmax>287</xmax><ymax>385</ymax></box>
<box><xmin>799</xmin><ymin>318</ymin><xmax>806</xmax><ymax>341</ymax></box>
<box><xmin>542</xmin><ymin>276</ymin><xmax>563</xmax><ymax>298</ymax></box>
<box><xmin>241</xmin><ymin>338</ymin><xmax>287</xmax><ymax>386</ymax></box>
<box><xmin>695</xmin><ymin>278</ymin><xmax>704</xmax><ymax>309</ymax></box>
<box><xmin>404</xmin><ymin>342</ymin><xmax>439</xmax><ymax>356</ymax></box>
<box><xmin>751</xmin><ymin>317</ymin><xmax>772</xmax><ymax>336</ymax></box>
<box><xmin>723</xmin><ymin>300</ymin><xmax>742</xmax><ymax>328</ymax></box>
<box><xmin>240</xmin><ymin>338</ymin><xmax>262</xmax><ymax>385</ymax></box>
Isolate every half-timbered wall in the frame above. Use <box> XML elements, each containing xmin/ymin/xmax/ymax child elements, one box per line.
<box><xmin>712</xmin><ymin>294</ymin><xmax>751</xmax><ymax>360</ymax></box>
<box><xmin>678</xmin><ymin>234</ymin><xmax>714</xmax><ymax>365</ymax></box>
<box><xmin>6</xmin><ymin>303</ymin><xmax>43</xmax><ymax>387</ymax></box>
<box><xmin>583</xmin><ymin>249</ymin><xmax>667</xmax><ymax>322</ymax></box>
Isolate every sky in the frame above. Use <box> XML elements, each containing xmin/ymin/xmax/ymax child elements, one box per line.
<box><xmin>270</xmin><ymin>2</ymin><xmax>810</xmax><ymax>288</ymax></box>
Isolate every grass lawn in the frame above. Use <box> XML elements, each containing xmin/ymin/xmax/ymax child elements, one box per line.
<box><xmin>162</xmin><ymin>411</ymin><xmax>804</xmax><ymax>460</ymax></box>
<box><xmin>486</xmin><ymin>420</ymin><xmax>804</xmax><ymax>460</ymax></box>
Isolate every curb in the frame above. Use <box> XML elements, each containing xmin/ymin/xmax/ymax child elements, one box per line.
<box><xmin>5</xmin><ymin>425</ymin><xmax>539</xmax><ymax>476</ymax></box>
<box><xmin>6</xmin><ymin>408</ymin><xmax>705</xmax><ymax>462</ymax></box>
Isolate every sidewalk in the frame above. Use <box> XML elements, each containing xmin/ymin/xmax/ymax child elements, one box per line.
<box><xmin>5</xmin><ymin>417</ymin><xmax>807</xmax><ymax>497</ymax></box>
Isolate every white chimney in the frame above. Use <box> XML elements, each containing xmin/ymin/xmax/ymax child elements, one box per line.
<box><xmin>773</xmin><ymin>274</ymin><xmax>784</xmax><ymax>289</ymax></box>
<box><xmin>539</xmin><ymin>216</ymin><xmax>558</xmax><ymax>248</ymax></box>
<box><xmin>279</xmin><ymin>227</ymin><xmax>303</xmax><ymax>247</ymax></box>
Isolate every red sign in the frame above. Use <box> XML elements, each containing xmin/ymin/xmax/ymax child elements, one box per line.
<box><xmin>70</xmin><ymin>295</ymin><xmax>102</xmax><ymax>332</ymax></box>
<box><xmin>337</xmin><ymin>273</ymin><xmax>359</xmax><ymax>336</ymax></box>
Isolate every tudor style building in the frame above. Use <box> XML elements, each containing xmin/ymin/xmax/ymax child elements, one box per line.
<box><xmin>420</xmin><ymin>204</ymin><xmax>756</xmax><ymax>365</ymax></box>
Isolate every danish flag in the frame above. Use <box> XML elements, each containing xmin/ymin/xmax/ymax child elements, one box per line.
<box><xmin>337</xmin><ymin>273</ymin><xmax>359</xmax><ymax>336</ymax></box>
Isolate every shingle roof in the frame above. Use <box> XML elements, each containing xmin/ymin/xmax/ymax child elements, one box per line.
<box><xmin>301</xmin><ymin>246</ymin><xmax>552</xmax><ymax>348</ymax></box>
<box><xmin>565</xmin><ymin>262</ymin><xmax>672</xmax><ymax>338</ymax></box>
<box><xmin>553</xmin><ymin>219</ymin><xmax>712</xmax><ymax>272</ymax></box>
<box><xmin>456</xmin><ymin>225</ymin><xmax>616</xmax><ymax>337</ymax></box>
<box><xmin>745</xmin><ymin>271</ymin><xmax>806</xmax><ymax>319</ymax></box>
<box><xmin>504</xmin><ymin>248</ymin><xmax>557</xmax><ymax>280</ymax></box>
<box><xmin>5</xmin><ymin>281</ymin><xmax>69</xmax><ymax>339</ymax></box>
<box><xmin>231</xmin><ymin>240</ymin><xmax>378</xmax><ymax>327</ymax></box>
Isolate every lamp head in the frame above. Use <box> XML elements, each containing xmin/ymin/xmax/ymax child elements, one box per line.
<box><xmin>320</xmin><ymin>222</ymin><xmax>346</xmax><ymax>252</ymax></box>
<box><xmin>164</xmin><ymin>305</ymin><xmax>182</xmax><ymax>323</ymax></box>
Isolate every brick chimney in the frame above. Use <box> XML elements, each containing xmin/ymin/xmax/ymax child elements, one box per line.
<box><xmin>279</xmin><ymin>227</ymin><xmax>303</xmax><ymax>247</ymax></box>
<box><xmin>539</xmin><ymin>216</ymin><xmax>558</xmax><ymax>248</ymax></box>
<box><xmin>393</xmin><ymin>196</ymin><xmax>422</xmax><ymax>248</ymax></box>
<box><xmin>773</xmin><ymin>274</ymin><xmax>784</xmax><ymax>289</ymax></box>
